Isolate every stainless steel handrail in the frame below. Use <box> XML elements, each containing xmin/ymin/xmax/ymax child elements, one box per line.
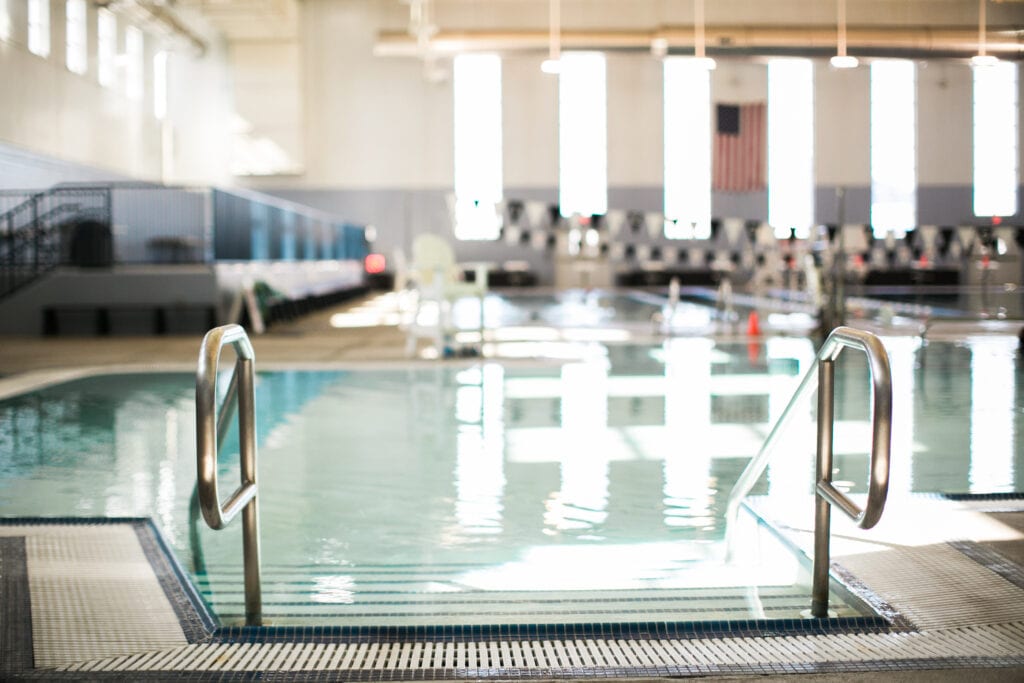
<box><xmin>196</xmin><ymin>323</ymin><xmax>262</xmax><ymax>625</ymax></box>
<box><xmin>725</xmin><ymin>326</ymin><xmax>892</xmax><ymax>618</ymax></box>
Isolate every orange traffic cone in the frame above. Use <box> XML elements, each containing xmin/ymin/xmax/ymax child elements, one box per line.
<box><xmin>746</xmin><ymin>310</ymin><xmax>761</xmax><ymax>337</ymax></box>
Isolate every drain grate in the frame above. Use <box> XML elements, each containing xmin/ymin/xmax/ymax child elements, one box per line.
<box><xmin>58</xmin><ymin>623</ymin><xmax>1024</xmax><ymax>676</ymax></box>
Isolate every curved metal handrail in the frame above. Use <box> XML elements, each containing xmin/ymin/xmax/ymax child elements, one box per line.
<box><xmin>196</xmin><ymin>323</ymin><xmax>261</xmax><ymax>625</ymax></box>
<box><xmin>725</xmin><ymin>326</ymin><xmax>892</xmax><ymax>617</ymax></box>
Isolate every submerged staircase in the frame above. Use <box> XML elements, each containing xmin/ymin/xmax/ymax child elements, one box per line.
<box><xmin>191</xmin><ymin>559</ymin><xmax>867</xmax><ymax>628</ymax></box>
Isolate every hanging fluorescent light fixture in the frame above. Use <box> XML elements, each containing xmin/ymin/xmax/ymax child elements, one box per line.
<box><xmin>971</xmin><ymin>0</ymin><xmax>999</xmax><ymax>66</ymax></box>
<box><xmin>693</xmin><ymin>0</ymin><xmax>715</xmax><ymax>70</ymax></box>
<box><xmin>650</xmin><ymin>37</ymin><xmax>669</xmax><ymax>58</ymax></box>
<box><xmin>830</xmin><ymin>0</ymin><xmax>858</xmax><ymax>68</ymax></box>
<box><xmin>541</xmin><ymin>0</ymin><xmax>561</xmax><ymax>74</ymax></box>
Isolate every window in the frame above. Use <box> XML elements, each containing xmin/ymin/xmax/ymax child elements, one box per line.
<box><xmin>452</xmin><ymin>54</ymin><xmax>503</xmax><ymax>240</ymax></box>
<box><xmin>2</xmin><ymin>0</ymin><xmax>14</xmax><ymax>42</ymax></box>
<box><xmin>664</xmin><ymin>58</ymin><xmax>712</xmax><ymax>239</ymax></box>
<box><xmin>28</xmin><ymin>0</ymin><xmax>49</xmax><ymax>57</ymax></box>
<box><xmin>65</xmin><ymin>0</ymin><xmax>87</xmax><ymax>74</ymax></box>
<box><xmin>125</xmin><ymin>26</ymin><xmax>143</xmax><ymax>101</ymax></box>
<box><xmin>97</xmin><ymin>8</ymin><xmax>116</xmax><ymax>88</ymax></box>
<box><xmin>559</xmin><ymin>52</ymin><xmax>607</xmax><ymax>217</ymax></box>
<box><xmin>973</xmin><ymin>62</ymin><xmax>1018</xmax><ymax>217</ymax></box>
<box><xmin>871</xmin><ymin>59</ymin><xmax>916</xmax><ymax>237</ymax></box>
<box><xmin>767</xmin><ymin>59</ymin><xmax>814</xmax><ymax>239</ymax></box>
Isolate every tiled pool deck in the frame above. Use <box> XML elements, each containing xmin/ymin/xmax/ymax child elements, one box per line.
<box><xmin>2</xmin><ymin>291</ymin><xmax>1024</xmax><ymax>679</ymax></box>
<box><xmin>3</xmin><ymin>496</ymin><xmax>1024</xmax><ymax>680</ymax></box>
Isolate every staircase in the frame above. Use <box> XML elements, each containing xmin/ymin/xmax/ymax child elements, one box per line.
<box><xmin>0</xmin><ymin>185</ymin><xmax>112</xmax><ymax>300</ymax></box>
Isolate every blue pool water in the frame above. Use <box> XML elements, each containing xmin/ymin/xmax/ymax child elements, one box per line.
<box><xmin>1</xmin><ymin>332</ymin><xmax>1022</xmax><ymax>625</ymax></box>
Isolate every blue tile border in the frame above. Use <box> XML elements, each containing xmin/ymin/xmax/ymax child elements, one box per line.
<box><xmin>210</xmin><ymin>614</ymin><xmax>894</xmax><ymax>645</ymax></box>
<box><xmin>132</xmin><ymin>520</ymin><xmax>218</xmax><ymax>642</ymax></box>
<box><xmin>738</xmin><ymin>502</ymin><xmax>913</xmax><ymax>632</ymax></box>
<box><xmin>949</xmin><ymin>540</ymin><xmax>1024</xmax><ymax>592</ymax></box>
<box><xmin>0</xmin><ymin>517</ymin><xmax>218</xmax><ymax>645</ymax></box>
<box><xmin>941</xmin><ymin>492</ymin><xmax>1024</xmax><ymax>501</ymax></box>
<box><xmin>1</xmin><ymin>536</ymin><xmax>33</xmax><ymax>674</ymax></box>
<box><xmin>829</xmin><ymin>562</ymin><xmax>916</xmax><ymax>631</ymax></box>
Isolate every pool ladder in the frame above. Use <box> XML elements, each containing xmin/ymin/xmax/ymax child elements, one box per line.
<box><xmin>195</xmin><ymin>324</ymin><xmax>262</xmax><ymax>626</ymax></box>
<box><xmin>726</xmin><ymin>326</ymin><xmax>893</xmax><ymax>618</ymax></box>
<box><xmin>192</xmin><ymin>323</ymin><xmax>889</xmax><ymax>626</ymax></box>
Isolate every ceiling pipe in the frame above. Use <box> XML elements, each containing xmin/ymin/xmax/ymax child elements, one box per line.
<box><xmin>96</xmin><ymin>0</ymin><xmax>208</xmax><ymax>56</ymax></box>
<box><xmin>374</xmin><ymin>24</ymin><xmax>1024</xmax><ymax>60</ymax></box>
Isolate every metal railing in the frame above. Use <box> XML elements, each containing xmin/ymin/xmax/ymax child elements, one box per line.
<box><xmin>0</xmin><ymin>186</ymin><xmax>113</xmax><ymax>298</ymax></box>
<box><xmin>195</xmin><ymin>324</ymin><xmax>262</xmax><ymax>625</ymax></box>
<box><xmin>725</xmin><ymin>326</ymin><xmax>892</xmax><ymax>618</ymax></box>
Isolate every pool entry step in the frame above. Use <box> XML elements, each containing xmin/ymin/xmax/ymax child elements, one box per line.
<box><xmin>193</xmin><ymin>560</ymin><xmax>870</xmax><ymax>627</ymax></box>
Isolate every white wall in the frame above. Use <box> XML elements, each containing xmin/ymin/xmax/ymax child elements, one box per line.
<box><xmin>2</xmin><ymin>0</ymin><xmax>1021</xmax><ymax>223</ymax></box>
<box><xmin>258</xmin><ymin>0</ymin><xmax>1017</xmax><ymax>196</ymax></box>
<box><xmin>230</xmin><ymin>39</ymin><xmax>304</xmax><ymax>176</ymax></box>
<box><xmin>164</xmin><ymin>40</ymin><xmax>235</xmax><ymax>186</ymax></box>
<box><xmin>815</xmin><ymin>62</ymin><xmax>870</xmax><ymax>187</ymax></box>
<box><xmin>503</xmin><ymin>55</ymin><xmax>558</xmax><ymax>189</ymax></box>
<box><xmin>608</xmin><ymin>53</ymin><xmax>663</xmax><ymax>188</ymax></box>
<box><xmin>918</xmin><ymin>61</ymin><xmax>973</xmax><ymax>186</ymax></box>
<box><xmin>296</xmin><ymin>0</ymin><xmax>452</xmax><ymax>188</ymax></box>
<box><xmin>0</xmin><ymin>0</ymin><xmax>234</xmax><ymax>187</ymax></box>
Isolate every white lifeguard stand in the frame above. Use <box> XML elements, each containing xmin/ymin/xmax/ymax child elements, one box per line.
<box><xmin>404</xmin><ymin>234</ymin><xmax>488</xmax><ymax>357</ymax></box>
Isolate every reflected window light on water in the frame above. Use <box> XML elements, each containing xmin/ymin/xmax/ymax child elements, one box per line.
<box><xmin>311</xmin><ymin>574</ymin><xmax>356</xmax><ymax>604</ymax></box>
<box><xmin>156</xmin><ymin>408</ymin><xmax>180</xmax><ymax>539</ymax></box>
<box><xmin>453</xmin><ymin>364</ymin><xmax>506</xmax><ymax>537</ymax></box>
<box><xmin>663</xmin><ymin>338</ymin><xmax>715</xmax><ymax>529</ymax></box>
<box><xmin>545</xmin><ymin>360</ymin><xmax>611</xmax><ymax>534</ymax></box>
<box><xmin>879</xmin><ymin>336</ymin><xmax>922</xmax><ymax>496</ymax></box>
<box><xmin>969</xmin><ymin>337</ymin><xmax>1017</xmax><ymax>493</ymax></box>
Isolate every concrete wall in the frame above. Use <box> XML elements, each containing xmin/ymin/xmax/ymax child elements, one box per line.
<box><xmin>0</xmin><ymin>265</ymin><xmax>220</xmax><ymax>335</ymax></box>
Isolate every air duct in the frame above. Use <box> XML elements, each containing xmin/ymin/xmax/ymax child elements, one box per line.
<box><xmin>374</xmin><ymin>24</ymin><xmax>1024</xmax><ymax>60</ymax></box>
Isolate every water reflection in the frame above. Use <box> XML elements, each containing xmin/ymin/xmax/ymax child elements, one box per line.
<box><xmin>968</xmin><ymin>337</ymin><xmax>1017</xmax><ymax>493</ymax></box>
<box><xmin>0</xmin><ymin>332</ymin><xmax>1021</xmax><ymax>595</ymax></box>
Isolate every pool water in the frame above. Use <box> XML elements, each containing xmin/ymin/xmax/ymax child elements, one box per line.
<box><xmin>1</xmin><ymin>334</ymin><xmax>1021</xmax><ymax>626</ymax></box>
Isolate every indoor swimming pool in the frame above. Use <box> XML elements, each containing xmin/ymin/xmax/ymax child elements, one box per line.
<box><xmin>1</xmin><ymin>329</ymin><xmax>1021</xmax><ymax>627</ymax></box>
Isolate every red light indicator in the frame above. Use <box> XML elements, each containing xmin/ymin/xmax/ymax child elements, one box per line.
<box><xmin>365</xmin><ymin>253</ymin><xmax>386</xmax><ymax>274</ymax></box>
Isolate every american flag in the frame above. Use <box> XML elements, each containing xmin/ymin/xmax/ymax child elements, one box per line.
<box><xmin>713</xmin><ymin>102</ymin><xmax>766</xmax><ymax>192</ymax></box>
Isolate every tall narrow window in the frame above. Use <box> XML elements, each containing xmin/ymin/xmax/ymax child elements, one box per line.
<box><xmin>664</xmin><ymin>58</ymin><xmax>711</xmax><ymax>239</ymax></box>
<box><xmin>452</xmin><ymin>54</ymin><xmax>503</xmax><ymax>240</ymax></box>
<box><xmin>768</xmin><ymin>59</ymin><xmax>814</xmax><ymax>239</ymax></box>
<box><xmin>1</xmin><ymin>0</ymin><xmax>11</xmax><ymax>42</ymax></box>
<box><xmin>974</xmin><ymin>62</ymin><xmax>1018</xmax><ymax>217</ymax></box>
<box><xmin>871</xmin><ymin>59</ymin><xmax>916</xmax><ymax>237</ymax></box>
<box><xmin>559</xmin><ymin>52</ymin><xmax>607</xmax><ymax>217</ymax></box>
<box><xmin>65</xmin><ymin>0</ymin><xmax>87</xmax><ymax>74</ymax></box>
<box><xmin>125</xmin><ymin>26</ymin><xmax>143</xmax><ymax>101</ymax></box>
<box><xmin>28</xmin><ymin>0</ymin><xmax>50</xmax><ymax>57</ymax></box>
<box><xmin>153</xmin><ymin>50</ymin><xmax>168</xmax><ymax>119</ymax></box>
<box><xmin>97</xmin><ymin>8</ymin><xmax>116</xmax><ymax>88</ymax></box>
